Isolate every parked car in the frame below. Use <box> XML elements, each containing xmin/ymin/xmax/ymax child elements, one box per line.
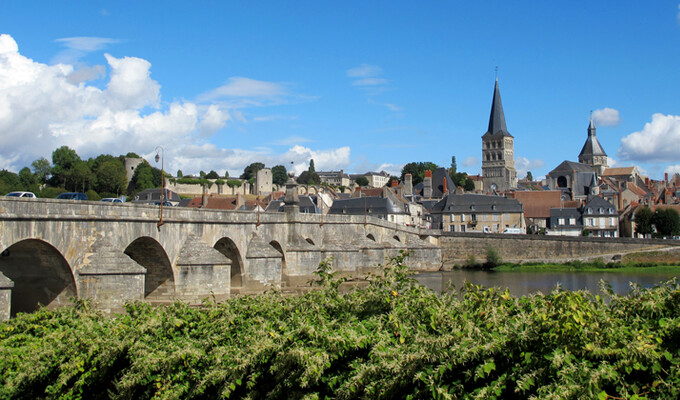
<box><xmin>5</xmin><ymin>191</ymin><xmax>36</xmax><ymax>198</ymax></box>
<box><xmin>56</xmin><ymin>192</ymin><xmax>88</xmax><ymax>200</ymax></box>
<box><xmin>100</xmin><ymin>198</ymin><xmax>124</xmax><ymax>203</ymax></box>
<box><xmin>502</xmin><ymin>228</ymin><xmax>523</xmax><ymax>234</ymax></box>
<box><xmin>154</xmin><ymin>201</ymin><xmax>173</xmax><ymax>207</ymax></box>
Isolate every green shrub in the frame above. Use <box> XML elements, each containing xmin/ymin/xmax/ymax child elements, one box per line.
<box><xmin>226</xmin><ymin>179</ymin><xmax>242</xmax><ymax>188</ymax></box>
<box><xmin>37</xmin><ymin>187</ymin><xmax>66</xmax><ymax>198</ymax></box>
<box><xmin>484</xmin><ymin>245</ymin><xmax>502</xmax><ymax>268</ymax></box>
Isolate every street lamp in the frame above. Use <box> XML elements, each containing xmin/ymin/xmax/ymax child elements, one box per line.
<box><xmin>155</xmin><ymin>146</ymin><xmax>165</xmax><ymax>229</ymax></box>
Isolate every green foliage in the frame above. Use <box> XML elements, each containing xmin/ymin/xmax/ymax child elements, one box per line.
<box><xmin>309</xmin><ymin>158</ymin><xmax>316</xmax><ymax>173</ymax></box>
<box><xmin>355</xmin><ymin>176</ymin><xmax>369</xmax><ymax>187</ymax></box>
<box><xmin>94</xmin><ymin>160</ymin><xmax>127</xmax><ymax>195</ymax></box>
<box><xmin>226</xmin><ymin>179</ymin><xmax>242</xmax><ymax>188</ymax></box>
<box><xmin>0</xmin><ymin>170</ymin><xmax>21</xmax><ymax>194</ymax></box>
<box><xmin>85</xmin><ymin>189</ymin><xmax>100</xmax><ymax>201</ymax></box>
<box><xmin>37</xmin><ymin>186</ymin><xmax>66</xmax><ymax>198</ymax></box>
<box><xmin>272</xmin><ymin>165</ymin><xmax>288</xmax><ymax>186</ymax></box>
<box><xmin>485</xmin><ymin>245</ymin><xmax>502</xmax><ymax>268</ymax></box>
<box><xmin>652</xmin><ymin>208</ymin><xmax>680</xmax><ymax>237</ymax></box>
<box><xmin>635</xmin><ymin>206</ymin><xmax>654</xmax><ymax>236</ymax></box>
<box><xmin>464</xmin><ymin>254</ymin><xmax>478</xmax><ymax>268</ymax></box>
<box><xmin>176</xmin><ymin>169</ymin><xmax>183</xmax><ymax>178</ymax></box>
<box><xmin>127</xmin><ymin>162</ymin><xmax>162</xmax><ymax>195</ymax></box>
<box><xmin>240</xmin><ymin>162</ymin><xmax>265</xmax><ymax>181</ymax></box>
<box><xmin>526</xmin><ymin>171</ymin><xmax>533</xmax><ymax>181</ymax></box>
<box><xmin>297</xmin><ymin>170</ymin><xmax>320</xmax><ymax>185</ymax></box>
<box><xmin>206</xmin><ymin>170</ymin><xmax>220</xmax><ymax>179</ymax></box>
<box><xmin>31</xmin><ymin>157</ymin><xmax>51</xmax><ymax>184</ymax></box>
<box><xmin>3</xmin><ymin>254</ymin><xmax>680</xmax><ymax>399</ymax></box>
<box><xmin>50</xmin><ymin>145</ymin><xmax>81</xmax><ymax>188</ymax></box>
<box><xmin>214</xmin><ymin>179</ymin><xmax>225</xmax><ymax>185</ymax></box>
<box><xmin>451</xmin><ymin>171</ymin><xmax>475</xmax><ymax>191</ymax></box>
<box><xmin>400</xmin><ymin>161</ymin><xmax>438</xmax><ymax>186</ymax></box>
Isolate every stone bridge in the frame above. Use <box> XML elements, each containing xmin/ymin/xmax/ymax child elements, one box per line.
<box><xmin>0</xmin><ymin>197</ymin><xmax>441</xmax><ymax>318</ymax></box>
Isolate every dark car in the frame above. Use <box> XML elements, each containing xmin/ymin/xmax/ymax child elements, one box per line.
<box><xmin>56</xmin><ymin>192</ymin><xmax>88</xmax><ymax>200</ymax></box>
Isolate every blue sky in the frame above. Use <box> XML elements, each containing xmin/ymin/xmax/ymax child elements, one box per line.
<box><xmin>1</xmin><ymin>1</ymin><xmax>680</xmax><ymax>180</ymax></box>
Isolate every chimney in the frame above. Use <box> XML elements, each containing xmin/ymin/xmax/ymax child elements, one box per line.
<box><xmin>404</xmin><ymin>173</ymin><xmax>413</xmax><ymax>196</ymax></box>
<box><xmin>665</xmin><ymin>173</ymin><xmax>669</xmax><ymax>185</ymax></box>
<box><xmin>391</xmin><ymin>179</ymin><xmax>399</xmax><ymax>187</ymax></box>
<box><xmin>442</xmin><ymin>177</ymin><xmax>448</xmax><ymax>193</ymax></box>
<box><xmin>618</xmin><ymin>184</ymin><xmax>623</xmax><ymax>210</ymax></box>
<box><xmin>353</xmin><ymin>186</ymin><xmax>362</xmax><ymax>198</ymax></box>
<box><xmin>423</xmin><ymin>170</ymin><xmax>433</xmax><ymax>198</ymax></box>
<box><xmin>201</xmin><ymin>185</ymin><xmax>207</xmax><ymax>207</ymax></box>
<box><xmin>645</xmin><ymin>177</ymin><xmax>650</xmax><ymax>188</ymax></box>
<box><xmin>236</xmin><ymin>193</ymin><xmax>244</xmax><ymax>208</ymax></box>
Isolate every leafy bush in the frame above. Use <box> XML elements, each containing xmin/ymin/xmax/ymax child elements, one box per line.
<box><xmin>485</xmin><ymin>245</ymin><xmax>502</xmax><ymax>268</ymax></box>
<box><xmin>85</xmin><ymin>189</ymin><xmax>100</xmax><ymax>201</ymax></box>
<box><xmin>226</xmin><ymin>179</ymin><xmax>242</xmax><ymax>188</ymax></box>
<box><xmin>37</xmin><ymin>186</ymin><xmax>66</xmax><ymax>198</ymax></box>
<box><xmin>2</xmin><ymin>252</ymin><xmax>680</xmax><ymax>399</ymax></box>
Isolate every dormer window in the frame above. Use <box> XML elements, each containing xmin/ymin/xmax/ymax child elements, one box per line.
<box><xmin>491</xmin><ymin>205</ymin><xmax>497</xmax><ymax>211</ymax></box>
<box><xmin>598</xmin><ymin>207</ymin><xmax>604</xmax><ymax>214</ymax></box>
<box><xmin>470</xmin><ymin>205</ymin><xmax>475</xmax><ymax>211</ymax></box>
<box><xmin>587</xmin><ymin>208</ymin><xmax>593</xmax><ymax>214</ymax></box>
<box><xmin>609</xmin><ymin>208</ymin><xmax>615</xmax><ymax>214</ymax></box>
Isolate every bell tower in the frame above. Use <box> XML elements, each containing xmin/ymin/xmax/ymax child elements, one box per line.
<box><xmin>481</xmin><ymin>78</ymin><xmax>517</xmax><ymax>193</ymax></box>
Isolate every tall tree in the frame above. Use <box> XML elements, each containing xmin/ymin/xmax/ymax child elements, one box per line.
<box><xmin>95</xmin><ymin>160</ymin><xmax>127</xmax><ymax>195</ymax></box>
<box><xmin>18</xmin><ymin>167</ymin><xmax>38</xmax><ymax>192</ymax></box>
<box><xmin>67</xmin><ymin>161</ymin><xmax>95</xmax><ymax>192</ymax></box>
<box><xmin>206</xmin><ymin>170</ymin><xmax>220</xmax><ymax>179</ymax></box>
<box><xmin>176</xmin><ymin>170</ymin><xmax>183</xmax><ymax>178</ymax></box>
<box><xmin>31</xmin><ymin>157</ymin><xmax>51</xmax><ymax>184</ymax></box>
<box><xmin>309</xmin><ymin>159</ymin><xmax>316</xmax><ymax>173</ymax></box>
<box><xmin>240</xmin><ymin>162</ymin><xmax>265</xmax><ymax>181</ymax></box>
<box><xmin>450</xmin><ymin>156</ymin><xmax>457</xmax><ymax>175</ymax></box>
<box><xmin>400</xmin><ymin>162</ymin><xmax>438</xmax><ymax>186</ymax></box>
<box><xmin>50</xmin><ymin>146</ymin><xmax>81</xmax><ymax>188</ymax></box>
<box><xmin>634</xmin><ymin>206</ymin><xmax>653</xmax><ymax>236</ymax></box>
<box><xmin>652</xmin><ymin>208</ymin><xmax>680</xmax><ymax>237</ymax></box>
<box><xmin>355</xmin><ymin>176</ymin><xmax>369</xmax><ymax>187</ymax></box>
<box><xmin>271</xmin><ymin>165</ymin><xmax>288</xmax><ymax>186</ymax></box>
<box><xmin>526</xmin><ymin>171</ymin><xmax>533</xmax><ymax>181</ymax></box>
<box><xmin>0</xmin><ymin>170</ymin><xmax>21</xmax><ymax>194</ymax></box>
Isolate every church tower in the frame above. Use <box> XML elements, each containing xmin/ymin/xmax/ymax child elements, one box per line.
<box><xmin>482</xmin><ymin>79</ymin><xmax>517</xmax><ymax>192</ymax></box>
<box><xmin>578</xmin><ymin>118</ymin><xmax>608</xmax><ymax>176</ymax></box>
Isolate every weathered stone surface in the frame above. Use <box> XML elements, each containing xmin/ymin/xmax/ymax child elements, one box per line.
<box><xmin>175</xmin><ymin>235</ymin><xmax>231</xmax><ymax>303</ymax></box>
<box><xmin>0</xmin><ymin>272</ymin><xmax>13</xmax><ymax>321</ymax></box>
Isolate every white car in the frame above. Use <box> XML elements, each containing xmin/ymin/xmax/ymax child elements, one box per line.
<box><xmin>100</xmin><ymin>198</ymin><xmax>124</xmax><ymax>203</ymax></box>
<box><xmin>5</xmin><ymin>191</ymin><xmax>36</xmax><ymax>198</ymax></box>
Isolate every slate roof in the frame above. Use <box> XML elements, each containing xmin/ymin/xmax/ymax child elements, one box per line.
<box><xmin>482</xmin><ymin>79</ymin><xmax>513</xmax><ymax>139</ymax></box>
<box><xmin>430</xmin><ymin>193</ymin><xmax>523</xmax><ymax>214</ymax></box>
<box><xmin>412</xmin><ymin>167</ymin><xmax>457</xmax><ymax>198</ymax></box>
<box><xmin>602</xmin><ymin>167</ymin><xmax>636</xmax><ymax>177</ymax></box>
<box><xmin>583</xmin><ymin>196</ymin><xmax>617</xmax><ymax>216</ymax></box>
<box><xmin>548</xmin><ymin>160</ymin><xmax>596</xmax><ymax>177</ymax></box>
<box><xmin>579</xmin><ymin>119</ymin><xmax>607</xmax><ymax>157</ymax></box>
<box><xmin>266</xmin><ymin>195</ymin><xmax>318</xmax><ymax>213</ymax></box>
<box><xmin>329</xmin><ymin>196</ymin><xmax>406</xmax><ymax>216</ymax></box>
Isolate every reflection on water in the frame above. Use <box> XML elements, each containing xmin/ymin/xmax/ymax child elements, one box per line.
<box><xmin>415</xmin><ymin>269</ymin><xmax>679</xmax><ymax>296</ymax></box>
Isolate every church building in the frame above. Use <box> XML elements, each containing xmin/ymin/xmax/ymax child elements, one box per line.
<box><xmin>481</xmin><ymin>79</ymin><xmax>517</xmax><ymax>193</ymax></box>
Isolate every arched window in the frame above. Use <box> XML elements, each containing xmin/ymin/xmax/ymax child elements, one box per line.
<box><xmin>557</xmin><ymin>176</ymin><xmax>568</xmax><ymax>188</ymax></box>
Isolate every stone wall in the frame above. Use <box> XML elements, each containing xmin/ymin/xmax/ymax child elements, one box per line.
<box><xmin>437</xmin><ymin>232</ymin><xmax>680</xmax><ymax>268</ymax></box>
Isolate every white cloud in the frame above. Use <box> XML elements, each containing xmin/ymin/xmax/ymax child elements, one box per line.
<box><xmin>271</xmin><ymin>135</ymin><xmax>312</xmax><ymax>146</ymax></box>
<box><xmin>352</xmin><ymin>78</ymin><xmax>388</xmax><ymax>87</ymax></box>
<box><xmin>285</xmin><ymin>145</ymin><xmax>351</xmax><ymax>174</ymax></box>
<box><xmin>199</xmin><ymin>77</ymin><xmax>287</xmax><ymax>101</ymax></box>
<box><xmin>53</xmin><ymin>37</ymin><xmax>120</xmax><ymax>64</ymax></box>
<box><xmin>592</xmin><ymin>107</ymin><xmax>620</xmax><ymax>126</ymax></box>
<box><xmin>462</xmin><ymin>156</ymin><xmax>479</xmax><ymax>167</ymax></box>
<box><xmin>376</xmin><ymin>163</ymin><xmax>401</xmax><ymax>176</ymax></box>
<box><xmin>514</xmin><ymin>157</ymin><xmax>545</xmax><ymax>178</ymax></box>
<box><xmin>66</xmin><ymin>65</ymin><xmax>106</xmax><ymax>84</ymax></box>
<box><xmin>677</xmin><ymin>4</ymin><xmax>680</xmax><ymax>25</ymax></box>
<box><xmin>618</xmin><ymin>113</ymin><xmax>680</xmax><ymax>162</ymax></box>
<box><xmin>665</xmin><ymin>165</ymin><xmax>680</xmax><ymax>176</ymax></box>
<box><xmin>347</xmin><ymin>64</ymin><xmax>382</xmax><ymax>78</ymax></box>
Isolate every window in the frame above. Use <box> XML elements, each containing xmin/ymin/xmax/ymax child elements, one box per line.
<box><xmin>610</xmin><ymin>217</ymin><xmax>616</xmax><ymax>226</ymax></box>
<box><xmin>587</xmin><ymin>208</ymin><xmax>593</xmax><ymax>214</ymax></box>
<box><xmin>598</xmin><ymin>207</ymin><xmax>604</xmax><ymax>214</ymax></box>
<box><xmin>504</xmin><ymin>213</ymin><xmax>510</xmax><ymax>220</ymax></box>
<box><xmin>461</xmin><ymin>214</ymin><xmax>466</xmax><ymax>222</ymax></box>
<box><xmin>558</xmin><ymin>218</ymin><xmax>565</xmax><ymax>225</ymax></box>
<box><xmin>460</xmin><ymin>225</ymin><xmax>466</xmax><ymax>232</ymax></box>
<box><xmin>449</xmin><ymin>225</ymin><xmax>455</xmax><ymax>232</ymax></box>
<box><xmin>482</xmin><ymin>214</ymin><xmax>487</xmax><ymax>221</ymax></box>
<box><xmin>450</xmin><ymin>214</ymin><xmax>455</xmax><ymax>222</ymax></box>
<box><xmin>493</xmin><ymin>214</ymin><xmax>499</xmax><ymax>221</ymax></box>
<box><xmin>569</xmin><ymin>218</ymin><xmax>576</xmax><ymax>225</ymax></box>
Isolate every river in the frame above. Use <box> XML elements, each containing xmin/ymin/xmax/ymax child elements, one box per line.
<box><xmin>414</xmin><ymin>269</ymin><xmax>679</xmax><ymax>296</ymax></box>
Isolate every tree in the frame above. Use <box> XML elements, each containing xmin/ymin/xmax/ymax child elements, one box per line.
<box><xmin>526</xmin><ymin>171</ymin><xmax>533</xmax><ymax>181</ymax></box>
<box><xmin>95</xmin><ymin>160</ymin><xmax>127</xmax><ymax>195</ymax></box>
<box><xmin>223</xmin><ymin>170</ymin><xmax>229</xmax><ymax>179</ymax></box>
<box><xmin>127</xmin><ymin>162</ymin><xmax>161</xmax><ymax>195</ymax></box>
<box><xmin>355</xmin><ymin>176</ymin><xmax>369</xmax><ymax>187</ymax></box>
<box><xmin>125</xmin><ymin>152</ymin><xmax>141</xmax><ymax>158</ymax></box>
<box><xmin>177</xmin><ymin>170</ymin><xmax>183</xmax><ymax>178</ymax></box>
<box><xmin>400</xmin><ymin>162</ymin><xmax>438</xmax><ymax>186</ymax></box>
<box><xmin>652</xmin><ymin>208</ymin><xmax>680</xmax><ymax>237</ymax></box>
<box><xmin>31</xmin><ymin>157</ymin><xmax>51</xmax><ymax>184</ymax></box>
<box><xmin>450</xmin><ymin>156</ymin><xmax>457</xmax><ymax>175</ymax></box>
<box><xmin>451</xmin><ymin>172</ymin><xmax>475</xmax><ymax>192</ymax></box>
<box><xmin>240</xmin><ymin>162</ymin><xmax>265</xmax><ymax>181</ymax></box>
<box><xmin>0</xmin><ymin>170</ymin><xmax>20</xmax><ymax>194</ymax></box>
<box><xmin>297</xmin><ymin>170</ymin><xmax>320</xmax><ymax>185</ymax></box>
<box><xmin>206</xmin><ymin>170</ymin><xmax>220</xmax><ymax>179</ymax></box>
<box><xmin>67</xmin><ymin>161</ymin><xmax>95</xmax><ymax>192</ymax></box>
<box><xmin>634</xmin><ymin>206</ymin><xmax>654</xmax><ymax>237</ymax></box>
<box><xmin>309</xmin><ymin>159</ymin><xmax>316</xmax><ymax>173</ymax></box>
<box><xmin>50</xmin><ymin>146</ymin><xmax>81</xmax><ymax>188</ymax></box>
<box><xmin>18</xmin><ymin>167</ymin><xmax>38</xmax><ymax>192</ymax></box>
<box><xmin>272</xmin><ymin>165</ymin><xmax>288</xmax><ymax>186</ymax></box>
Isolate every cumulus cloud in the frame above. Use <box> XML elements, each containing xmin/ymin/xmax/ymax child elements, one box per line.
<box><xmin>665</xmin><ymin>164</ymin><xmax>680</xmax><ymax>176</ymax></box>
<box><xmin>592</xmin><ymin>107</ymin><xmax>620</xmax><ymax>126</ymax></box>
<box><xmin>514</xmin><ymin>157</ymin><xmax>545</xmax><ymax>178</ymax></box>
<box><xmin>618</xmin><ymin>113</ymin><xmax>680</xmax><ymax>162</ymax></box>
<box><xmin>462</xmin><ymin>156</ymin><xmax>479</xmax><ymax>167</ymax></box>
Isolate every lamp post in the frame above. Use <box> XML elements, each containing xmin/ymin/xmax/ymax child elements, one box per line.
<box><xmin>154</xmin><ymin>146</ymin><xmax>165</xmax><ymax>229</ymax></box>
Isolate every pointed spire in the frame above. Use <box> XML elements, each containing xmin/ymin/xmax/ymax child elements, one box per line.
<box><xmin>483</xmin><ymin>79</ymin><xmax>512</xmax><ymax>138</ymax></box>
<box><xmin>579</xmin><ymin>117</ymin><xmax>606</xmax><ymax>158</ymax></box>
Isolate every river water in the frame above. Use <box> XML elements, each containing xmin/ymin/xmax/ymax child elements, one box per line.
<box><xmin>414</xmin><ymin>269</ymin><xmax>679</xmax><ymax>296</ymax></box>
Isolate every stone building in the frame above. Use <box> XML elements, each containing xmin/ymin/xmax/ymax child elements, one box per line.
<box><xmin>430</xmin><ymin>193</ymin><xmax>524</xmax><ymax>233</ymax></box>
<box><xmin>255</xmin><ymin>168</ymin><xmax>272</xmax><ymax>195</ymax></box>
<box><xmin>482</xmin><ymin>79</ymin><xmax>517</xmax><ymax>193</ymax></box>
<box><xmin>578</xmin><ymin>118</ymin><xmax>608</xmax><ymax>176</ymax></box>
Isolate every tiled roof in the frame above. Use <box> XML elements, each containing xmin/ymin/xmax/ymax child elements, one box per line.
<box><xmin>602</xmin><ymin>167</ymin><xmax>636</xmax><ymax>177</ymax></box>
<box><xmin>513</xmin><ymin>190</ymin><xmax>562</xmax><ymax>218</ymax></box>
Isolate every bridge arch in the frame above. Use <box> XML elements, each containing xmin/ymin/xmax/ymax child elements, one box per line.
<box><xmin>124</xmin><ymin>237</ymin><xmax>174</xmax><ymax>300</ymax></box>
<box><xmin>0</xmin><ymin>239</ymin><xmax>76</xmax><ymax>316</ymax></box>
<box><xmin>214</xmin><ymin>237</ymin><xmax>244</xmax><ymax>289</ymax></box>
